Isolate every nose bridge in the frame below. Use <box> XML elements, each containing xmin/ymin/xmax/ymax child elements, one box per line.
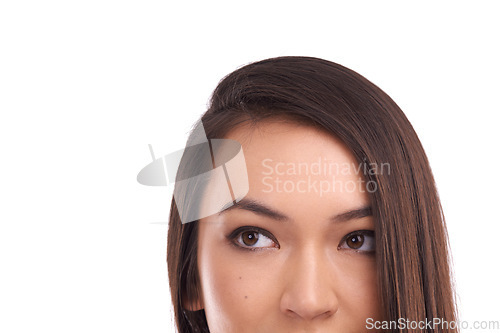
<box><xmin>295</xmin><ymin>242</ymin><xmax>328</xmax><ymax>287</ymax></box>
<box><xmin>280</xmin><ymin>242</ymin><xmax>339</xmax><ymax>320</ymax></box>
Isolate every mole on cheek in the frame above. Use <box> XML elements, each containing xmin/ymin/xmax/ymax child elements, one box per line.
<box><xmin>240</xmin><ymin>276</ymin><xmax>246</xmax><ymax>299</ymax></box>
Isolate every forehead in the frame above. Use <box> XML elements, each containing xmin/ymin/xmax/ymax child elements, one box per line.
<box><xmin>221</xmin><ymin>119</ymin><xmax>371</xmax><ymax>222</ymax></box>
<box><xmin>225</xmin><ymin>119</ymin><xmax>353</xmax><ymax>165</ymax></box>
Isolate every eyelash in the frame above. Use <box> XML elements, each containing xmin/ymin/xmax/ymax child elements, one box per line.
<box><xmin>227</xmin><ymin>226</ymin><xmax>375</xmax><ymax>253</ymax></box>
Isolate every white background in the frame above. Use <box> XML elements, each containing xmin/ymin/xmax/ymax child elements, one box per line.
<box><xmin>1</xmin><ymin>1</ymin><xmax>499</xmax><ymax>332</ymax></box>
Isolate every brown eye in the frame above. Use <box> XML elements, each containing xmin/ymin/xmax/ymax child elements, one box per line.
<box><xmin>339</xmin><ymin>230</ymin><xmax>375</xmax><ymax>252</ymax></box>
<box><xmin>346</xmin><ymin>234</ymin><xmax>364</xmax><ymax>249</ymax></box>
<box><xmin>229</xmin><ymin>227</ymin><xmax>278</xmax><ymax>250</ymax></box>
<box><xmin>242</xmin><ymin>231</ymin><xmax>259</xmax><ymax>246</ymax></box>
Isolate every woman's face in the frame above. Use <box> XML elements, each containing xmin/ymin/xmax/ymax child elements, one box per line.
<box><xmin>195</xmin><ymin>120</ymin><xmax>382</xmax><ymax>333</ymax></box>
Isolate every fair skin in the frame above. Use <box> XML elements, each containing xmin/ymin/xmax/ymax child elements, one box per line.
<box><xmin>194</xmin><ymin>119</ymin><xmax>382</xmax><ymax>333</ymax></box>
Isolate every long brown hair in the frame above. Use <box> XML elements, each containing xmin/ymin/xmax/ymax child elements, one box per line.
<box><xmin>167</xmin><ymin>56</ymin><xmax>457</xmax><ymax>332</ymax></box>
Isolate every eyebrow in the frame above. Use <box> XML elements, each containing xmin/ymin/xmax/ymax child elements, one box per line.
<box><xmin>218</xmin><ymin>198</ymin><xmax>372</xmax><ymax>223</ymax></box>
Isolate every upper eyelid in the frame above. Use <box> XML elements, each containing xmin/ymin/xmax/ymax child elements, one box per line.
<box><xmin>228</xmin><ymin>225</ymin><xmax>275</xmax><ymax>238</ymax></box>
<box><xmin>227</xmin><ymin>226</ymin><xmax>271</xmax><ymax>239</ymax></box>
<box><xmin>339</xmin><ymin>229</ymin><xmax>375</xmax><ymax>242</ymax></box>
<box><xmin>341</xmin><ymin>229</ymin><xmax>374</xmax><ymax>239</ymax></box>
<box><xmin>228</xmin><ymin>227</ymin><xmax>374</xmax><ymax>240</ymax></box>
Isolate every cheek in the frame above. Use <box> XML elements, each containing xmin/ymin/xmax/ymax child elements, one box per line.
<box><xmin>197</xmin><ymin>234</ymin><xmax>281</xmax><ymax>330</ymax></box>
<box><xmin>335</xmin><ymin>256</ymin><xmax>381</xmax><ymax>321</ymax></box>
